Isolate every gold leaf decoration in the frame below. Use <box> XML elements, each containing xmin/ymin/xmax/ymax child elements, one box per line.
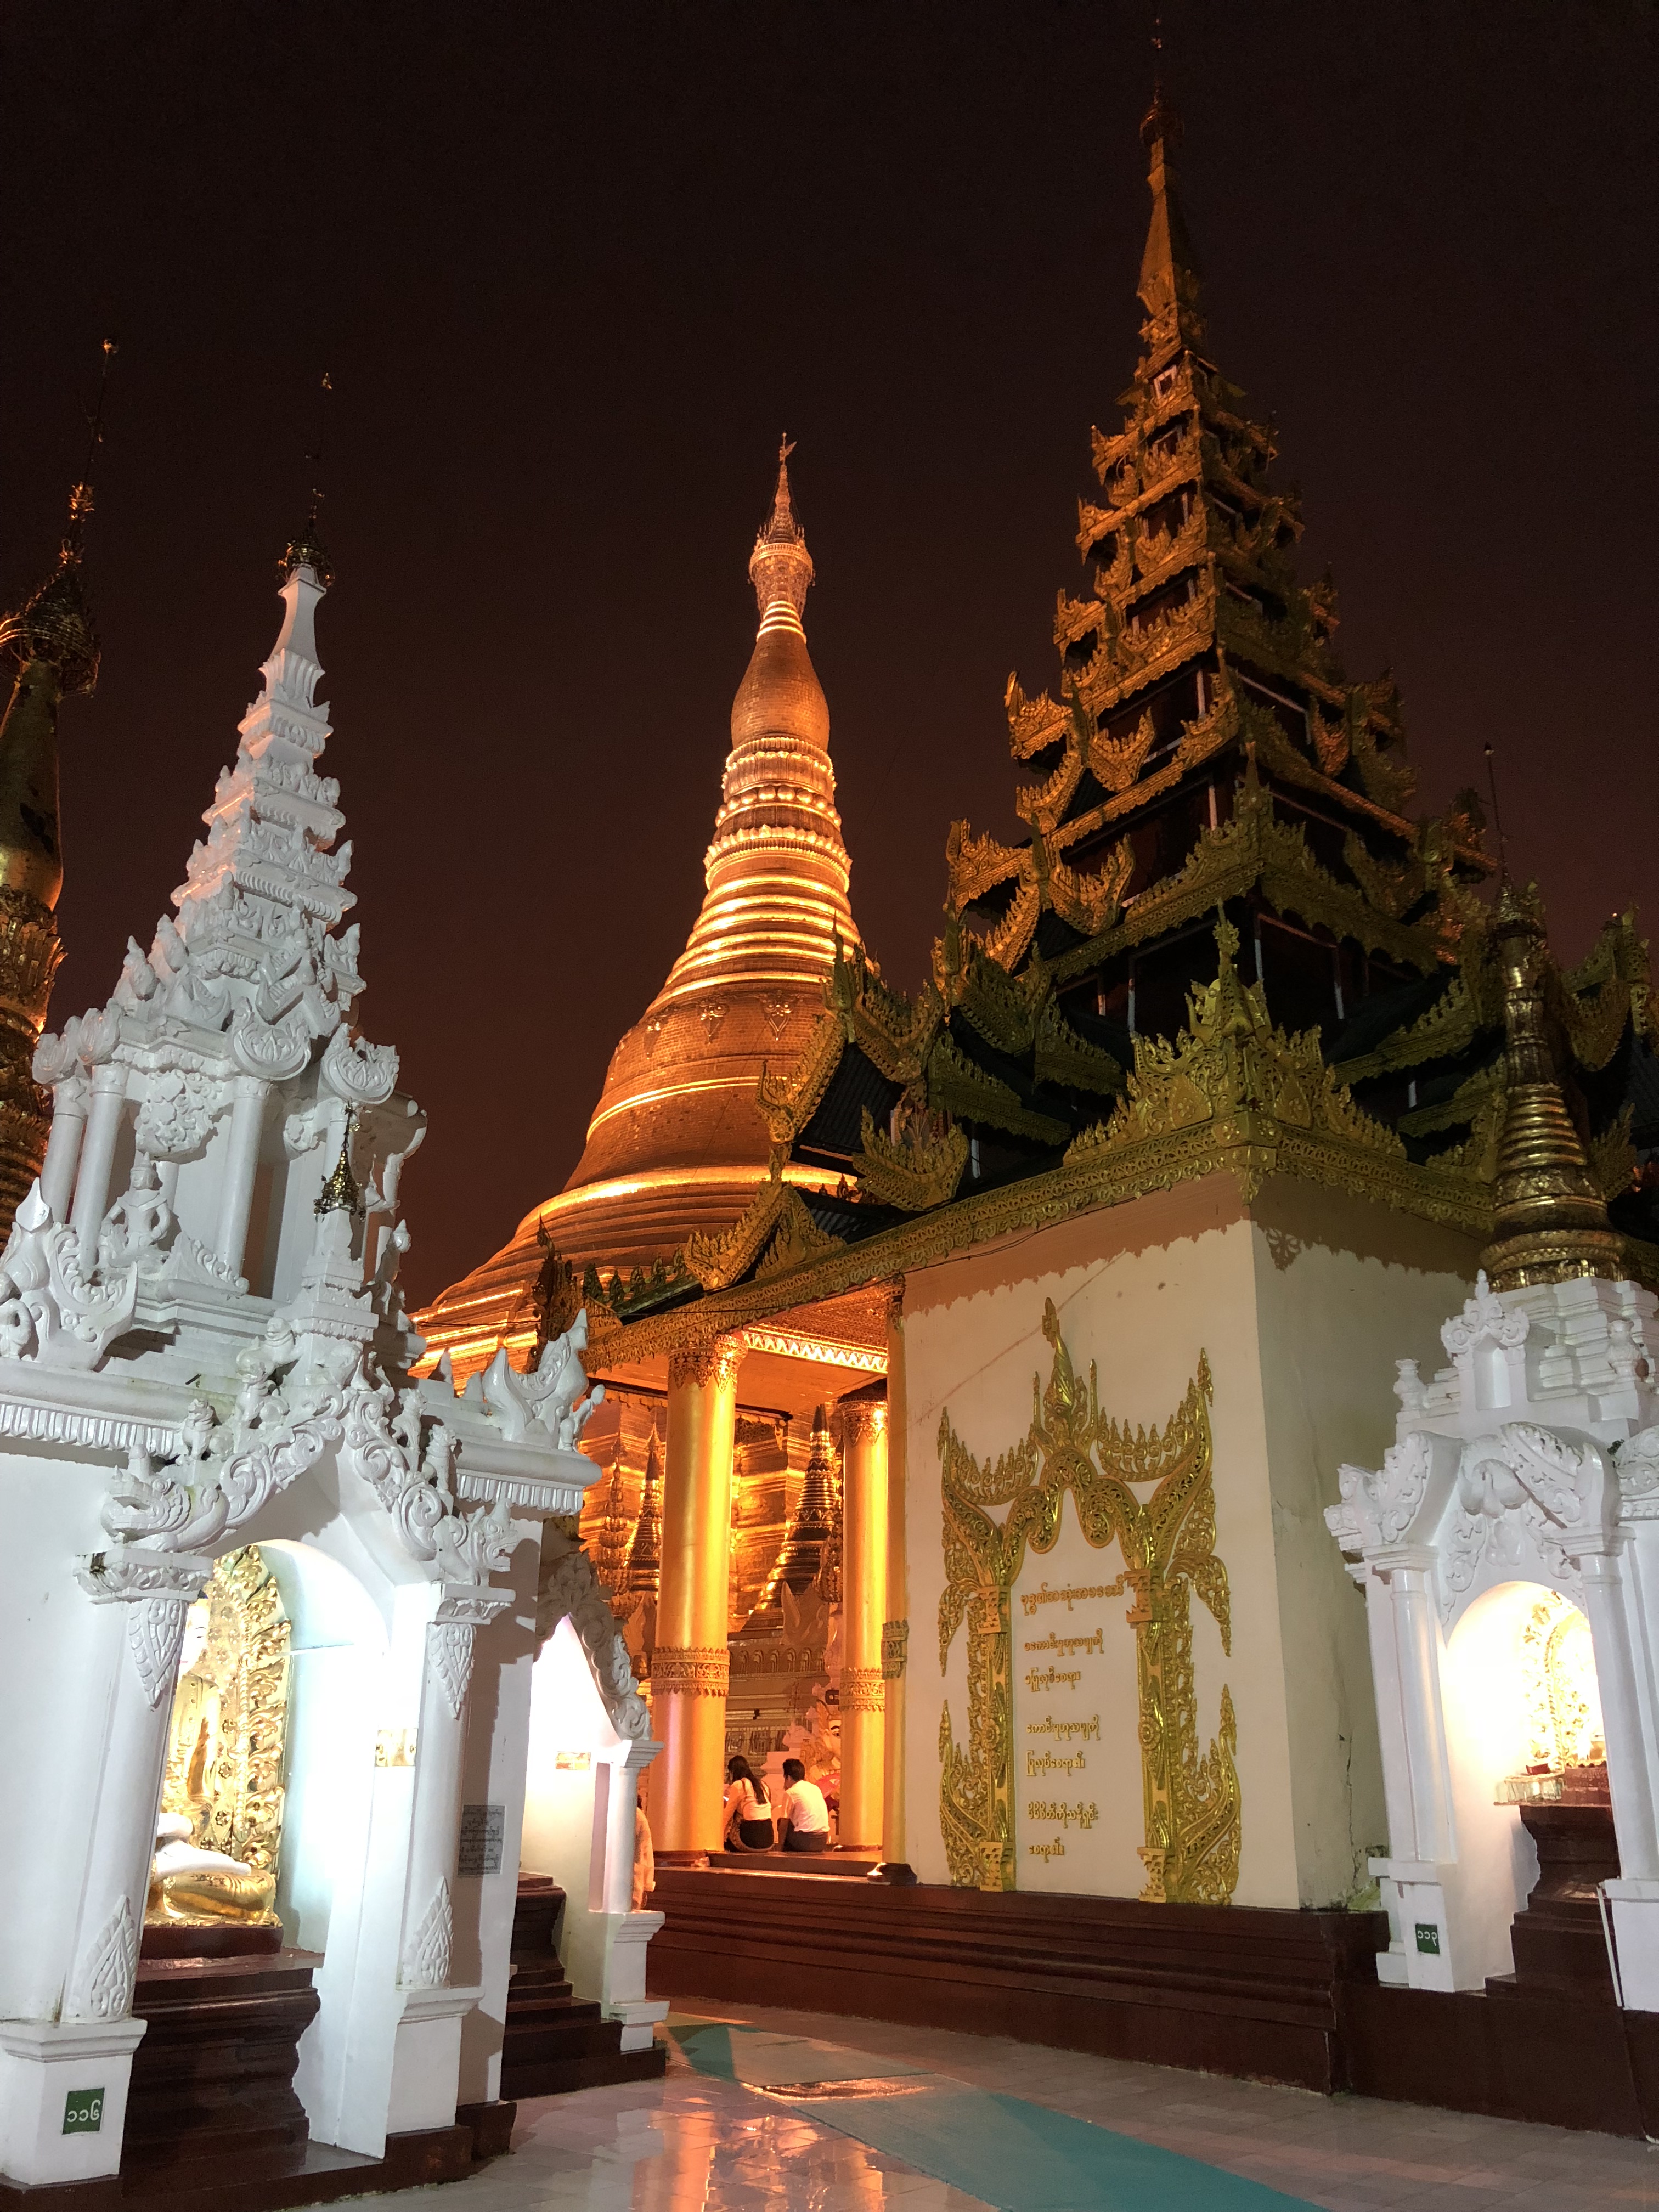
<box><xmin>853</xmin><ymin>1103</ymin><xmax>969</xmax><ymax>1213</ymax></box>
<box><xmin>938</xmin><ymin>1302</ymin><xmax>1239</xmax><ymax>1904</ymax></box>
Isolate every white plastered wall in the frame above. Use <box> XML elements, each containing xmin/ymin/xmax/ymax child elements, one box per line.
<box><xmin>900</xmin><ymin>1171</ymin><xmax>1477</xmax><ymax>1906</ymax></box>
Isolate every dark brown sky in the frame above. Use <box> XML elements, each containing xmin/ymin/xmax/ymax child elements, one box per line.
<box><xmin>3</xmin><ymin>2</ymin><xmax>1655</xmax><ymax>1307</ymax></box>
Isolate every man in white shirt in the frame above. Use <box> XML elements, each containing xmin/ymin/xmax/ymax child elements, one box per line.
<box><xmin>778</xmin><ymin>1758</ymin><xmax>831</xmax><ymax>1853</ymax></box>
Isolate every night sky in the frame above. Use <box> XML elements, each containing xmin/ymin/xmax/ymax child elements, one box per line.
<box><xmin>3</xmin><ymin>4</ymin><xmax>1655</xmax><ymax>1307</ymax></box>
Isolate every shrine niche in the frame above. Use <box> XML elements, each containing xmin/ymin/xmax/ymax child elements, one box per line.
<box><xmin>151</xmin><ymin>1545</ymin><xmax>290</xmax><ymax>1927</ymax></box>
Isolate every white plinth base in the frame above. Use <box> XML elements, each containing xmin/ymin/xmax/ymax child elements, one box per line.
<box><xmin>386</xmin><ymin>1984</ymin><xmax>482</xmax><ymax>2138</ymax></box>
<box><xmin>1602</xmin><ymin>1880</ymin><xmax>1659</xmax><ymax>2009</ymax></box>
<box><xmin>1370</xmin><ymin>1858</ymin><xmax>1463</xmax><ymax>1993</ymax></box>
<box><xmin>0</xmin><ymin>2015</ymin><xmax>148</xmax><ymax>2186</ymax></box>
<box><xmin>608</xmin><ymin>1997</ymin><xmax>670</xmax><ymax>2053</ymax></box>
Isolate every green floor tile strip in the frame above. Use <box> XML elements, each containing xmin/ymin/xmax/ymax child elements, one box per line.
<box><xmin>667</xmin><ymin>2023</ymin><xmax>1322</xmax><ymax>2212</ymax></box>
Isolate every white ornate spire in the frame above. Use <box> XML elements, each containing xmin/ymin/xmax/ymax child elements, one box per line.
<box><xmin>142</xmin><ymin>550</ymin><xmax>365</xmax><ymax>1069</ymax></box>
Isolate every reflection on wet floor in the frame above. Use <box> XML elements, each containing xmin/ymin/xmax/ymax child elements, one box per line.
<box><xmin>501</xmin><ymin>2075</ymin><xmax>992</xmax><ymax>2211</ymax></box>
<box><xmin>371</xmin><ymin>2004</ymin><xmax>1659</xmax><ymax>2212</ymax></box>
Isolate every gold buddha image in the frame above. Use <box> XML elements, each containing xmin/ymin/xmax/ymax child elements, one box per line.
<box><xmin>148</xmin><ymin>1545</ymin><xmax>290</xmax><ymax>1925</ymax></box>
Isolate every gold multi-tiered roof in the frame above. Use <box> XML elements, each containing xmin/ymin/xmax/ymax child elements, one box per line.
<box><xmin>419</xmin><ymin>445</ymin><xmax>865</xmax><ymax>1374</ymax></box>
<box><xmin>570</xmin><ymin>91</ymin><xmax>1658</xmax><ymax>1353</ymax></box>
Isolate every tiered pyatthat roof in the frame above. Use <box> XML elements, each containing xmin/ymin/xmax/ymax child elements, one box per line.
<box><xmin>575</xmin><ymin>98</ymin><xmax>1657</xmax><ymax>1331</ymax></box>
<box><xmin>416</xmin><ymin>446</ymin><xmax>870</xmax><ymax>1375</ymax></box>
<box><xmin>152</xmin><ymin>528</ymin><xmax>367</xmax><ymax>1059</ymax></box>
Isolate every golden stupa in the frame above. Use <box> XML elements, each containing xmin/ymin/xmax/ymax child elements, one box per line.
<box><xmin>419</xmin><ymin>445</ymin><xmax>863</xmax><ymax>1373</ymax></box>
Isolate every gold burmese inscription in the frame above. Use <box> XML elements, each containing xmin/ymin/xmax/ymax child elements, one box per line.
<box><xmin>937</xmin><ymin>1301</ymin><xmax>1240</xmax><ymax>1901</ymax></box>
<box><xmin>1019</xmin><ymin>1580</ymin><xmax>1112</xmax><ymax>1865</ymax></box>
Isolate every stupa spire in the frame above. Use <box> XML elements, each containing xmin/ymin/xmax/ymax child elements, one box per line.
<box><xmin>415</xmin><ymin>442</ymin><xmax>872</xmax><ymax>1362</ymax></box>
<box><xmin>1479</xmin><ymin>885</ymin><xmax>1623</xmax><ymax>1291</ymax></box>
<box><xmin>661</xmin><ymin>439</ymin><xmax>859</xmax><ymax>995</ymax></box>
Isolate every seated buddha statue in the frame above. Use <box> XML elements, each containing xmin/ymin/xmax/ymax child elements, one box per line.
<box><xmin>148</xmin><ymin>1809</ymin><xmax>276</xmax><ymax>1922</ymax></box>
<box><xmin>145</xmin><ymin>1712</ymin><xmax>277</xmax><ymax>1923</ymax></box>
<box><xmin>149</xmin><ymin>1547</ymin><xmax>289</xmax><ymax>1927</ymax></box>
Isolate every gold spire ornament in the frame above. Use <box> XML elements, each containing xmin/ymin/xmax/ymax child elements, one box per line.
<box><xmin>314</xmin><ymin>1114</ymin><xmax>364</xmax><ymax>1218</ymax></box>
<box><xmin>1137</xmin><ymin>85</ymin><xmax>1203</xmax><ymax>353</ymax></box>
<box><xmin>750</xmin><ymin>1404</ymin><xmax>840</xmax><ymax>1617</ymax></box>
<box><xmin>624</xmin><ymin>1431</ymin><xmax>665</xmax><ymax>1598</ymax></box>
<box><xmin>1479</xmin><ymin>884</ymin><xmax>1623</xmax><ymax>1291</ymax></box>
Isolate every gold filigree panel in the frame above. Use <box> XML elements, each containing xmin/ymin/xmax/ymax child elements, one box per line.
<box><xmin>155</xmin><ymin>1544</ymin><xmax>290</xmax><ymax>1924</ymax></box>
<box><xmin>936</xmin><ymin>1302</ymin><xmax>1239</xmax><ymax>1904</ymax></box>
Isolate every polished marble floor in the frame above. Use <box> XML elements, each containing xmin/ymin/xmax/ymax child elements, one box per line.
<box><xmin>374</xmin><ymin>2000</ymin><xmax>1659</xmax><ymax>2212</ymax></box>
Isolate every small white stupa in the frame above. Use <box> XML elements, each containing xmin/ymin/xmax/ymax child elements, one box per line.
<box><xmin>0</xmin><ymin>523</ymin><xmax>652</xmax><ymax>2193</ymax></box>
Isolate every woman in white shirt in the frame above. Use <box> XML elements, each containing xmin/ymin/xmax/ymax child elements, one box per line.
<box><xmin>722</xmin><ymin>1754</ymin><xmax>775</xmax><ymax>1852</ymax></box>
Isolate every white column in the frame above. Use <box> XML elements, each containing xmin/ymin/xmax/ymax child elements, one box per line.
<box><xmin>70</xmin><ymin>1065</ymin><xmax>128</xmax><ymax>1253</ymax></box>
<box><xmin>600</xmin><ymin>1739</ymin><xmax>668</xmax><ymax>2052</ymax></box>
<box><xmin>40</xmin><ymin>1077</ymin><xmax>89</xmax><ymax>1221</ymax></box>
<box><xmin>1582</xmin><ymin>1550</ymin><xmax>1659</xmax><ymax>1880</ymax></box>
<box><xmin>10</xmin><ymin>1554</ymin><xmax>211</xmax><ymax>2187</ymax></box>
<box><xmin>215</xmin><ymin>1076</ymin><xmax>270</xmax><ymax>1277</ymax></box>
<box><xmin>386</xmin><ymin>1587</ymin><xmax>509</xmax><ymax>2142</ymax></box>
<box><xmin>1386</xmin><ymin>1559</ymin><xmax>1456</xmax><ymax>1864</ymax></box>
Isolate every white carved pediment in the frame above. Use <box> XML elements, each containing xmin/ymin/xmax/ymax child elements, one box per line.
<box><xmin>535</xmin><ymin>1538</ymin><xmax>652</xmax><ymax>1743</ymax></box>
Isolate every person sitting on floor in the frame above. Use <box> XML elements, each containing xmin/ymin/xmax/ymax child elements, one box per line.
<box><xmin>777</xmin><ymin>1758</ymin><xmax>832</xmax><ymax>1852</ymax></box>
<box><xmin>722</xmin><ymin>1754</ymin><xmax>776</xmax><ymax>1852</ymax></box>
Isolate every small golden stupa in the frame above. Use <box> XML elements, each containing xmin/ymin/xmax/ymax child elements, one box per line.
<box><xmin>419</xmin><ymin>443</ymin><xmax>865</xmax><ymax>1373</ymax></box>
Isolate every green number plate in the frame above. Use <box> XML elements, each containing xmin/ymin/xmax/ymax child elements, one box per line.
<box><xmin>1414</xmin><ymin>1922</ymin><xmax>1441</xmax><ymax>1956</ymax></box>
<box><xmin>63</xmin><ymin>2088</ymin><xmax>104</xmax><ymax>2134</ymax></box>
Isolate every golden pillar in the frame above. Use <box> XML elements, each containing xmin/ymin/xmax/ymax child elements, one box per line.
<box><xmin>837</xmin><ymin>1393</ymin><xmax>889</xmax><ymax>1849</ymax></box>
<box><xmin>879</xmin><ymin>1288</ymin><xmax>913</xmax><ymax>1878</ymax></box>
<box><xmin>652</xmin><ymin>1335</ymin><xmax>741</xmax><ymax>1859</ymax></box>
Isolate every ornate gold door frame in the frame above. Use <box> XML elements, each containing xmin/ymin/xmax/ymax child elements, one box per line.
<box><xmin>938</xmin><ymin>1300</ymin><xmax>1240</xmax><ymax>1901</ymax></box>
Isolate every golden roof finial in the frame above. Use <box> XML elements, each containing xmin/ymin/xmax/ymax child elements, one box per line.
<box><xmin>1479</xmin><ymin>883</ymin><xmax>1623</xmax><ymax>1291</ymax></box>
<box><xmin>314</xmin><ymin>1110</ymin><xmax>364</xmax><ymax>1220</ymax></box>
<box><xmin>1136</xmin><ymin>48</ymin><xmax>1203</xmax><ymax>349</ymax></box>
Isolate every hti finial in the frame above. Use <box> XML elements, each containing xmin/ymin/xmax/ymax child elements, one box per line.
<box><xmin>280</xmin><ymin>370</ymin><xmax>337</xmax><ymax>588</ymax></box>
<box><xmin>64</xmin><ymin>337</ymin><xmax>118</xmax><ymax>557</ymax></box>
<box><xmin>748</xmin><ymin>434</ymin><xmax>814</xmax><ymax>614</ymax></box>
<box><xmin>1141</xmin><ymin>10</ymin><xmax>1181</xmax><ymax>152</ymax></box>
